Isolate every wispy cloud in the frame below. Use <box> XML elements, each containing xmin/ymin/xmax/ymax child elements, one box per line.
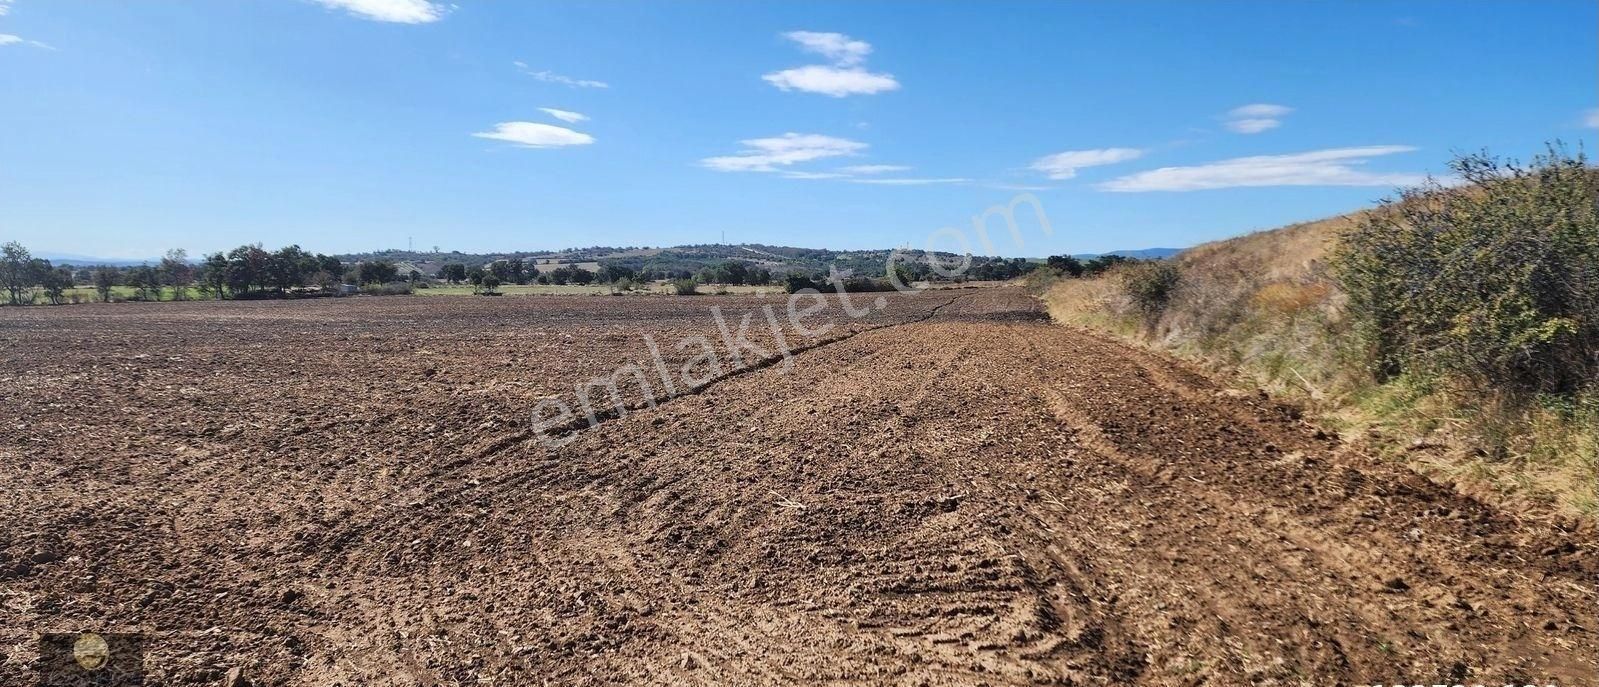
<box><xmin>1030</xmin><ymin>148</ymin><xmax>1143</xmax><ymax>180</ymax></box>
<box><xmin>1224</xmin><ymin>103</ymin><xmax>1292</xmax><ymax>134</ymax></box>
<box><xmin>701</xmin><ymin>133</ymin><xmax>867</xmax><ymax>173</ymax></box>
<box><xmin>783</xmin><ymin>30</ymin><xmax>872</xmax><ymax>66</ymax></box>
<box><xmin>1585</xmin><ymin>108</ymin><xmax>1599</xmax><ymax>129</ymax></box>
<box><xmin>0</xmin><ymin>33</ymin><xmax>53</xmax><ymax>50</ymax></box>
<box><xmin>763</xmin><ymin>31</ymin><xmax>899</xmax><ymax>97</ymax></box>
<box><xmin>0</xmin><ymin>0</ymin><xmax>12</xmax><ymax>17</ymax></box>
<box><xmin>472</xmin><ymin>122</ymin><xmax>594</xmax><ymax>148</ymax></box>
<box><xmin>538</xmin><ymin>107</ymin><xmax>588</xmax><ymax>124</ymax></box>
<box><xmin>310</xmin><ymin>0</ymin><xmax>447</xmax><ymax>24</ymax></box>
<box><xmin>1098</xmin><ymin>145</ymin><xmax>1424</xmax><ymax>192</ymax></box>
<box><xmin>514</xmin><ymin>61</ymin><xmax>609</xmax><ymax>89</ymax></box>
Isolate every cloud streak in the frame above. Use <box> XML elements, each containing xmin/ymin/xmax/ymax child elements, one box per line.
<box><xmin>701</xmin><ymin>133</ymin><xmax>867</xmax><ymax>172</ymax></box>
<box><xmin>1224</xmin><ymin>103</ymin><xmax>1292</xmax><ymax>134</ymax></box>
<box><xmin>0</xmin><ymin>33</ymin><xmax>52</xmax><ymax>49</ymax></box>
<box><xmin>514</xmin><ymin>62</ymin><xmax>609</xmax><ymax>89</ymax></box>
<box><xmin>1030</xmin><ymin>148</ymin><xmax>1143</xmax><ymax>180</ymax></box>
<box><xmin>763</xmin><ymin>31</ymin><xmax>899</xmax><ymax>97</ymax></box>
<box><xmin>538</xmin><ymin>107</ymin><xmax>588</xmax><ymax>124</ymax></box>
<box><xmin>472</xmin><ymin>122</ymin><xmax>595</xmax><ymax>148</ymax></box>
<box><xmin>310</xmin><ymin>0</ymin><xmax>447</xmax><ymax>24</ymax></box>
<box><xmin>1097</xmin><ymin>146</ymin><xmax>1425</xmax><ymax>192</ymax></box>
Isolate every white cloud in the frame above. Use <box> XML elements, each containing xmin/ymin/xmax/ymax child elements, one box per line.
<box><xmin>1029</xmin><ymin>148</ymin><xmax>1144</xmax><ymax>180</ymax></box>
<box><xmin>1585</xmin><ymin>109</ymin><xmax>1599</xmax><ymax>129</ymax></box>
<box><xmin>1224</xmin><ymin>103</ymin><xmax>1292</xmax><ymax>134</ymax></box>
<box><xmin>839</xmin><ymin>164</ymin><xmax>910</xmax><ymax>174</ymax></box>
<box><xmin>1221</xmin><ymin>119</ymin><xmax>1285</xmax><ymax>133</ymax></box>
<box><xmin>763</xmin><ymin>66</ymin><xmax>899</xmax><ymax>97</ymax></box>
<box><xmin>781</xmin><ymin>31</ymin><xmax>871</xmax><ymax>66</ymax></box>
<box><xmin>0</xmin><ymin>0</ymin><xmax>11</xmax><ymax>17</ymax></box>
<box><xmin>310</xmin><ymin>0</ymin><xmax>447</xmax><ymax>23</ymax></box>
<box><xmin>701</xmin><ymin>133</ymin><xmax>866</xmax><ymax>173</ymax></box>
<box><xmin>1229</xmin><ymin>103</ymin><xmax>1292</xmax><ymax>118</ymax></box>
<box><xmin>763</xmin><ymin>30</ymin><xmax>899</xmax><ymax>97</ymax></box>
<box><xmin>0</xmin><ymin>33</ymin><xmax>52</xmax><ymax>49</ymax></box>
<box><xmin>1098</xmin><ymin>145</ymin><xmax>1425</xmax><ymax>192</ymax></box>
<box><xmin>538</xmin><ymin>107</ymin><xmax>588</xmax><ymax>124</ymax></box>
<box><xmin>514</xmin><ymin>62</ymin><xmax>609</xmax><ymax>89</ymax></box>
<box><xmin>472</xmin><ymin>122</ymin><xmax>594</xmax><ymax>148</ymax></box>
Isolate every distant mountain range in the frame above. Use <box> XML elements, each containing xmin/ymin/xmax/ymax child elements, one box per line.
<box><xmin>34</xmin><ymin>252</ymin><xmax>162</xmax><ymax>266</ymax></box>
<box><xmin>1071</xmin><ymin>248</ymin><xmax>1184</xmax><ymax>260</ymax></box>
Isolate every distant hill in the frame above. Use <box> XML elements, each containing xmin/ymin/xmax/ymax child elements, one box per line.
<box><xmin>336</xmin><ymin>243</ymin><xmax>1186</xmax><ymax>279</ymax></box>
<box><xmin>34</xmin><ymin>252</ymin><xmax>160</xmax><ymax>266</ymax></box>
<box><xmin>1070</xmin><ymin>247</ymin><xmax>1183</xmax><ymax>261</ymax></box>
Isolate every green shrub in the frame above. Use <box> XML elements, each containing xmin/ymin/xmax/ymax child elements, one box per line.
<box><xmin>670</xmin><ymin>278</ymin><xmax>699</xmax><ymax>295</ymax></box>
<box><xmin>1122</xmin><ymin>261</ymin><xmax>1181</xmax><ymax>317</ymax></box>
<box><xmin>1333</xmin><ymin>146</ymin><xmax>1598</xmax><ymax>394</ymax></box>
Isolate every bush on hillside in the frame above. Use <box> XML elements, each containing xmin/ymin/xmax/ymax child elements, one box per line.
<box><xmin>1333</xmin><ymin>146</ymin><xmax>1598</xmax><ymax>395</ymax></box>
<box><xmin>1123</xmin><ymin>261</ymin><xmax>1181</xmax><ymax>318</ymax></box>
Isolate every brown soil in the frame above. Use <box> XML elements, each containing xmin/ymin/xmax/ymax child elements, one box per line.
<box><xmin>1</xmin><ymin>289</ymin><xmax>1594</xmax><ymax>685</ymax></box>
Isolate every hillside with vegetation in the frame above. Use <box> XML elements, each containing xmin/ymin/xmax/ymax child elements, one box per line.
<box><xmin>1040</xmin><ymin>146</ymin><xmax>1598</xmax><ymax>516</ymax></box>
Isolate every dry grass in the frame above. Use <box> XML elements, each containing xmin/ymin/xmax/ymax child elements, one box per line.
<box><xmin>1044</xmin><ymin>212</ymin><xmax>1599</xmax><ymax>518</ymax></box>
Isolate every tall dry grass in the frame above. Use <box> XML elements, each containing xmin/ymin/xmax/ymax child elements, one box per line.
<box><xmin>1044</xmin><ymin>210</ymin><xmax>1598</xmax><ymax>517</ymax></box>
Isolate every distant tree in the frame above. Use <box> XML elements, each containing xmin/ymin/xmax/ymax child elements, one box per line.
<box><xmin>1082</xmin><ymin>254</ymin><xmax>1134</xmax><ymax>277</ymax></box>
<box><xmin>226</xmin><ymin>244</ymin><xmax>271</xmax><ymax>294</ymax></box>
<box><xmin>198</xmin><ymin>252</ymin><xmax>228</xmax><ymax>299</ymax></box>
<box><xmin>125</xmin><ymin>264</ymin><xmax>161</xmax><ymax>301</ymax></box>
<box><xmin>440</xmin><ymin>262</ymin><xmax>468</xmax><ymax>284</ymax></box>
<box><xmin>266</xmin><ymin>245</ymin><xmax>309</xmax><ymax>292</ymax></box>
<box><xmin>357</xmin><ymin>260</ymin><xmax>399</xmax><ymax>285</ymax></box>
<box><xmin>41</xmin><ymin>266</ymin><xmax>73</xmax><ymax>305</ymax></box>
<box><xmin>1046</xmin><ymin>255</ymin><xmax>1085</xmax><ymax>277</ymax></box>
<box><xmin>479</xmin><ymin>274</ymin><xmax>501</xmax><ymax>295</ymax></box>
<box><xmin>1</xmin><ymin>241</ymin><xmax>32</xmax><ymax>305</ymax></box>
<box><xmin>92</xmin><ymin>265</ymin><xmax>119</xmax><ymax>302</ymax></box>
<box><xmin>569</xmin><ymin>267</ymin><xmax>595</xmax><ymax>285</ymax></box>
<box><xmin>548</xmin><ymin>267</ymin><xmax>574</xmax><ymax>285</ymax></box>
<box><xmin>318</xmin><ymin>255</ymin><xmax>344</xmax><ymax>283</ymax></box>
<box><xmin>160</xmin><ymin>248</ymin><xmax>193</xmax><ymax>300</ymax></box>
<box><xmin>467</xmin><ymin>268</ymin><xmax>485</xmax><ymax>286</ymax></box>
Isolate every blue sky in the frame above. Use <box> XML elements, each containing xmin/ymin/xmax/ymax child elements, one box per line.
<box><xmin>1</xmin><ymin>0</ymin><xmax>1594</xmax><ymax>259</ymax></box>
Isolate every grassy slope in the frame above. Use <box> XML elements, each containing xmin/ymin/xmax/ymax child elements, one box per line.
<box><xmin>1044</xmin><ymin>213</ymin><xmax>1597</xmax><ymax>517</ymax></box>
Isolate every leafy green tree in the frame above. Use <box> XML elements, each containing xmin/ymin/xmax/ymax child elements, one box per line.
<box><xmin>92</xmin><ymin>265</ymin><xmax>119</xmax><ymax>302</ymax></box>
<box><xmin>125</xmin><ymin>264</ymin><xmax>161</xmax><ymax>301</ymax></box>
<box><xmin>226</xmin><ymin>244</ymin><xmax>270</xmax><ymax>295</ymax></box>
<box><xmin>1</xmin><ymin>241</ymin><xmax>32</xmax><ymax>305</ymax></box>
<box><xmin>357</xmin><ymin>260</ymin><xmax>399</xmax><ymax>285</ymax></box>
<box><xmin>41</xmin><ymin>266</ymin><xmax>73</xmax><ymax>305</ymax></box>
<box><xmin>1046</xmin><ymin>255</ymin><xmax>1085</xmax><ymax>277</ymax></box>
<box><xmin>199</xmin><ymin>252</ymin><xmax>228</xmax><ymax>299</ymax></box>
<box><xmin>440</xmin><ymin>263</ymin><xmax>468</xmax><ymax>284</ymax></box>
<box><xmin>160</xmin><ymin>249</ymin><xmax>193</xmax><ymax>300</ymax></box>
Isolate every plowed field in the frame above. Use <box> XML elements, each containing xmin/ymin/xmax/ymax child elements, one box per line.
<box><xmin>2</xmin><ymin>289</ymin><xmax>1594</xmax><ymax>685</ymax></box>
